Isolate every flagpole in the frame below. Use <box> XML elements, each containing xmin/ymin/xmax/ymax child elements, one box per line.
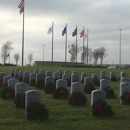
<box><xmin>9</xmin><ymin>53</ymin><xmax>10</xmax><ymax>64</ymax></box>
<box><xmin>83</xmin><ymin>27</ymin><xmax>85</xmax><ymax>65</ymax></box>
<box><xmin>52</xmin><ymin>21</ymin><xmax>54</xmax><ymax>66</ymax></box>
<box><xmin>65</xmin><ymin>23</ymin><xmax>67</xmax><ymax>65</ymax></box>
<box><xmin>87</xmin><ymin>29</ymin><xmax>89</xmax><ymax>65</ymax></box>
<box><xmin>21</xmin><ymin>1</ymin><xmax>24</xmax><ymax>66</ymax></box>
<box><xmin>76</xmin><ymin>25</ymin><xmax>77</xmax><ymax>65</ymax></box>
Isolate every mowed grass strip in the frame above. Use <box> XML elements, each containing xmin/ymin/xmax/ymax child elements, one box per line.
<box><xmin>0</xmin><ymin>66</ymin><xmax>130</xmax><ymax>130</ymax></box>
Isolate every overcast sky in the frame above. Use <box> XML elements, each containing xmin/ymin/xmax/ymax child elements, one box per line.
<box><xmin>0</xmin><ymin>0</ymin><xmax>130</xmax><ymax>66</ymax></box>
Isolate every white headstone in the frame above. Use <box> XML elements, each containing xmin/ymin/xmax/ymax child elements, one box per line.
<box><xmin>100</xmin><ymin>71</ymin><xmax>106</xmax><ymax>79</ymax></box>
<box><xmin>46</xmin><ymin>71</ymin><xmax>52</xmax><ymax>77</ymax></box>
<box><xmin>120</xmin><ymin>71</ymin><xmax>127</xmax><ymax>78</ymax></box>
<box><xmin>25</xmin><ymin>90</ymin><xmax>41</xmax><ymax>108</ymax></box>
<box><xmin>36</xmin><ymin>73</ymin><xmax>45</xmax><ymax>82</ymax></box>
<box><xmin>72</xmin><ymin>71</ymin><xmax>78</xmax><ymax>75</ymax></box>
<box><xmin>53</xmin><ymin>72</ymin><xmax>60</xmax><ymax>79</ymax></box>
<box><xmin>121</xmin><ymin>77</ymin><xmax>129</xmax><ymax>83</ymax></box>
<box><xmin>71</xmin><ymin>82</ymin><xmax>84</xmax><ymax>93</ymax></box>
<box><xmin>56</xmin><ymin>79</ymin><xmax>67</xmax><ymax>89</ymax></box>
<box><xmin>8</xmin><ymin>78</ymin><xmax>19</xmax><ymax>89</ymax></box>
<box><xmin>64</xmin><ymin>70</ymin><xmax>70</xmax><ymax>76</ymax></box>
<box><xmin>34</xmin><ymin>69</ymin><xmax>39</xmax><ymax>74</ymax></box>
<box><xmin>29</xmin><ymin>73</ymin><xmax>36</xmax><ymax>81</ymax></box>
<box><xmin>84</xmin><ymin>77</ymin><xmax>93</xmax><ymax>85</ymax></box>
<box><xmin>91</xmin><ymin>90</ymin><xmax>106</xmax><ymax>106</ymax></box>
<box><xmin>110</xmin><ymin>72</ymin><xmax>115</xmax><ymax>79</ymax></box>
<box><xmin>100</xmin><ymin>79</ymin><xmax>110</xmax><ymax>90</ymax></box>
<box><xmin>71</xmin><ymin>74</ymin><xmax>79</xmax><ymax>83</ymax></box>
<box><xmin>81</xmin><ymin>72</ymin><xmax>88</xmax><ymax>80</ymax></box>
<box><xmin>3</xmin><ymin>76</ymin><xmax>12</xmax><ymax>85</ymax></box>
<box><xmin>39</xmin><ymin>70</ymin><xmax>46</xmax><ymax>76</ymax></box>
<box><xmin>120</xmin><ymin>82</ymin><xmax>130</xmax><ymax>96</ymax></box>
<box><xmin>15</xmin><ymin>82</ymin><xmax>29</xmax><ymax>95</ymax></box>
<box><xmin>45</xmin><ymin>76</ymin><xmax>55</xmax><ymax>85</ymax></box>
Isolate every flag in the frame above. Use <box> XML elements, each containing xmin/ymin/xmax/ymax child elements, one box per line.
<box><xmin>62</xmin><ymin>27</ymin><xmax>66</xmax><ymax>36</ymax></box>
<box><xmin>18</xmin><ymin>0</ymin><xmax>24</xmax><ymax>14</ymax></box>
<box><xmin>7</xmin><ymin>53</ymin><xmax>10</xmax><ymax>57</ymax></box>
<box><xmin>47</xmin><ymin>26</ymin><xmax>52</xmax><ymax>34</ymax></box>
<box><xmin>84</xmin><ymin>34</ymin><xmax>87</xmax><ymax>40</ymax></box>
<box><xmin>80</xmin><ymin>30</ymin><xmax>84</xmax><ymax>38</ymax></box>
<box><xmin>72</xmin><ymin>28</ymin><xmax>77</xmax><ymax>37</ymax></box>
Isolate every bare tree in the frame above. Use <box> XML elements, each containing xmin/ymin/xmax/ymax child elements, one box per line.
<box><xmin>80</xmin><ymin>46</ymin><xmax>93</xmax><ymax>64</ymax></box>
<box><xmin>68</xmin><ymin>43</ymin><xmax>82</xmax><ymax>62</ymax></box>
<box><xmin>0</xmin><ymin>41</ymin><xmax>13</xmax><ymax>64</ymax></box>
<box><xmin>98</xmin><ymin>47</ymin><xmax>108</xmax><ymax>66</ymax></box>
<box><xmin>28</xmin><ymin>53</ymin><xmax>33</xmax><ymax>65</ymax></box>
<box><xmin>92</xmin><ymin>48</ymin><xmax>100</xmax><ymax>65</ymax></box>
<box><xmin>14</xmin><ymin>53</ymin><xmax>20</xmax><ymax>65</ymax></box>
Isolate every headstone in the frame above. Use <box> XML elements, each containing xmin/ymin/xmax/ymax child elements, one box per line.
<box><xmin>84</xmin><ymin>77</ymin><xmax>93</xmax><ymax>85</ymax></box>
<box><xmin>72</xmin><ymin>71</ymin><xmax>78</xmax><ymax>75</ymax></box>
<box><xmin>120</xmin><ymin>71</ymin><xmax>127</xmax><ymax>78</ymax></box>
<box><xmin>57</xmin><ymin>70</ymin><xmax>62</xmax><ymax>78</ymax></box>
<box><xmin>81</xmin><ymin>72</ymin><xmax>88</xmax><ymax>80</ymax></box>
<box><xmin>64</xmin><ymin>70</ymin><xmax>70</xmax><ymax>76</ymax></box>
<box><xmin>29</xmin><ymin>73</ymin><xmax>36</xmax><ymax>82</ymax></box>
<box><xmin>120</xmin><ymin>82</ymin><xmax>130</xmax><ymax>104</ymax></box>
<box><xmin>71</xmin><ymin>74</ymin><xmax>79</xmax><ymax>83</ymax></box>
<box><xmin>120</xmin><ymin>82</ymin><xmax>130</xmax><ymax>96</ymax></box>
<box><xmin>23</xmin><ymin>71</ymin><xmax>30</xmax><ymax>84</ymax></box>
<box><xmin>53</xmin><ymin>72</ymin><xmax>60</xmax><ymax>80</ymax></box>
<box><xmin>100</xmin><ymin>79</ymin><xmax>110</xmax><ymax>90</ymax></box>
<box><xmin>121</xmin><ymin>77</ymin><xmax>129</xmax><ymax>83</ymax></box>
<box><xmin>8</xmin><ymin>78</ymin><xmax>19</xmax><ymax>89</ymax></box>
<box><xmin>10</xmin><ymin>69</ymin><xmax>15</xmax><ymax>77</ymax></box>
<box><xmin>15</xmin><ymin>82</ymin><xmax>29</xmax><ymax>95</ymax></box>
<box><xmin>0</xmin><ymin>72</ymin><xmax>7</xmax><ymax>86</ymax></box>
<box><xmin>18</xmin><ymin>70</ymin><xmax>24</xmax><ymax>82</ymax></box>
<box><xmin>45</xmin><ymin>76</ymin><xmax>55</xmax><ymax>85</ymax></box>
<box><xmin>3</xmin><ymin>76</ymin><xmax>12</xmax><ymax>85</ymax></box>
<box><xmin>110</xmin><ymin>72</ymin><xmax>116</xmax><ymax>79</ymax></box>
<box><xmin>25</xmin><ymin>90</ymin><xmax>41</xmax><ymax>108</ymax></box>
<box><xmin>92</xmin><ymin>73</ymin><xmax>99</xmax><ymax>79</ymax></box>
<box><xmin>56</xmin><ymin>79</ymin><xmax>67</xmax><ymax>89</ymax></box>
<box><xmin>62</xmin><ymin>74</ymin><xmax>69</xmax><ymax>80</ymax></box>
<box><xmin>91</xmin><ymin>90</ymin><xmax>106</xmax><ymax>106</ymax></box>
<box><xmin>36</xmin><ymin>73</ymin><xmax>45</xmax><ymax>82</ymax></box>
<box><xmin>92</xmin><ymin>73</ymin><xmax>100</xmax><ymax>86</ymax></box>
<box><xmin>14</xmin><ymin>69</ymin><xmax>19</xmax><ymax>78</ymax></box>
<box><xmin>39</xmin><ymin>70</ymin><xmax>46</xmax><ymax>76</ymax></box>
<box><xmin>34</xmin><ymin>69</ymin><xmax>39</xmax><ymax>74</ymax></box>
<box><xmin>46</xmin><ymin>71</ymin><xmax>52</xmax><ymax>77</ymax></box>
<box><xmin>100</xmin><ymin>71</ymin><xmax>106</xmax><ymax>79</ymax></box>
<box><xmin>71</xmin><ymin>82</ymin><xmax>84</xmax><ymax>93</ymax></box>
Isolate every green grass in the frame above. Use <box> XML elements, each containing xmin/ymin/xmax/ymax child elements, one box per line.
<box><xmin>0</xmin><ymin>66</ymin><xmax>130</xmax><ymax>130</ymax></box>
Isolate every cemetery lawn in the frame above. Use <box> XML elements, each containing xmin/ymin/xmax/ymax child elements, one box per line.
<box><xmin>0</xmin><ymin>66</ymin><xmax>130</xmax><ymax>130</ymax></box>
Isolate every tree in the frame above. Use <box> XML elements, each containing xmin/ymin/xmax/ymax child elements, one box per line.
<box><xmin>28</xmin><ymin>53</ymin><xmax>33</xmax><ymax>65</ymax></box>
<box><xmin>92</xmin><ymin>48</ymin><xmax>100</xmax><ymax>65</ymax></box>
<box><xmin>80</xmin><ymin>46</ymin><xmax>93</xmax><ymax>64</ymax></box>
<box><xmin>14</xmin><ymin>53</ymin><xmax>20</xmax><ymax>66</ymax></box>
<box><xmin>68</xmin><ymin>43</ymin><xmax>82</xmax><ymax>62</ymax></box>
<box><xmin>98</xmin><ymin>47</ymin><xmax>108</xmax><ymax>66</ymax></box>
<box><xmin>0</xmin><ymin>41</ymin><xmax>13</xmax><ymax>64</ymax></box>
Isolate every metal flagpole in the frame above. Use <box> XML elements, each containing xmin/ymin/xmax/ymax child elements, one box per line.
<box><xmin>119</xmin><ymin>29</ymin><xmax>122</xmax><ymax>67</ymax></box>
<box><xmin>52</xmin><ymin>22</ymin><xmax>54</xmax><ymax>66</ymax></box>
<box><xmin>83</xmin><ymin>27</ymin><xmax>85</xmax><ymax>65</ymax></box>
<box><xmin>65</xmin><ymin>23</ymin><xmax>67</xmax><ymax>65</ymax></box>
<box><xmin>87</xmin><ymin>29</ymin><xmax>89</xmax><ymax>65</ymax></box>
<box><xmin>76</xmin><ymin>25</ymin><xmax>77</xmax><ymax>65</ymax></box>
<box><xmin>21</xmin><ymin>0</ymin><xmax>24</xmax><ymax>66</ymax></box>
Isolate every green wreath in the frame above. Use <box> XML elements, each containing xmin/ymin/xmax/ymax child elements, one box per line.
<box><xmin>14</xmin><ymin>93</ymin><xmax>25</xmax><ymax>108</ymax></box>
<box><xmin>120</xmin><ymin>92</ymin><xmax>130</xmax><ymax>105</ymax></box>
<box><xmin>44</xmin><ymin>82</ymin><xmax>56</xmax><ymax>94</ymax></box>
<box><xmin>84</xmin><ymin>83</ymin><xmax>95</xmax><ymax>93</ymax></box>
<box><xmin>53</xmin><ymin>87</ymin><xmax>69</xmax><ymax>99</ymax></box>
<box><xmin>29</xmin><ymin>79</ymin><xmax>36</xmax><ymax>86</ymax></box>
<box><xmin>26</xmin><ymin>101</ymin><xmax>49</xmax><ymax>120</ymax></box>
<box><xmin>91</xmin><ymin>100</ymin><xmax>114</xmax><ymax>116</ymax></box>
<box><xmin>36</xmin><ymin>80</ymin><xmax>45</xmax><ymax>89</ymax></box>
<box><xmin>68</xmin><ymin>92</ymin><xmax>87</xmax><ymax>106</ymax></box>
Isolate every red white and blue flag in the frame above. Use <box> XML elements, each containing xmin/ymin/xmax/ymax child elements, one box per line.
<box><xmin>18</xmin><ymin>0</ymin><xmax>24</xmax><ymax>14</ymax></box>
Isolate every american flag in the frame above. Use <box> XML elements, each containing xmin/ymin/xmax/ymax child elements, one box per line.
<box><xmin>18</xmin><ymin>0</ymin><xmax>24</xmax><ymax>14</ymax></box>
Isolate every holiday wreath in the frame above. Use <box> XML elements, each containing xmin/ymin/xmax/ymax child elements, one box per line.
<box><xmin>84</xmin><ymin>83</ymin><xmax>96</xmax><ymax>93</ymax></box>
<box><xmin>103</xmin><ymin>87</ymin><xmax>116</xmax><ymax>98</ymax></box>
<box><xmin>36</xmin><ymin>80</ymin><xmax>45</xmax><ymax>89</ymax></box>
<box><xmin>29</xmin><ymin>79</ymin><xmax>36</xmax><ymax>86</ymax></box>
<box><xmin>14</xmin><ymin>93</ymin><xmax>25</xmax><ymax>108</ymax></box>
<box><xmin>0</xmin><ymin>79</ymin><xmax>3</xmax><ymax>87</ymax></box>
<box><xmin>23</xmin><ymin>77</ymin><xmax>29</xmax><ymax>84</ymax></box>
<box><xmin>0</xmin><ymin>86</ymin><xmax>15</xmax><ymax>99</ymax></box>
<box><xmin>53</xmin><ymin>87</ymin><xmax>69</xmax><ymax>99</ymax></box>
<box><xmin>91</xmin><ymin>100</ymin><xmax>114</xmax><ymax>116</ymax></box>
<box><xmin>120</xmin><ymin>92</ymin><xmax>130</xmax><ymax>105</ymax></box>
<box><xmin>93</xmin><ymin>78</ymin><xmax>100</xmax><ymax>86</ymax></box>
<box><xmin>111</xmin><ymin>76</ymin><xmax>118</xmax><ymax>82</ymax></box>
<box><xmin>26</xmin><ymin>101</ymin><xmax>49</xmax><ymax>120</ymax></box>
<box><xmin>68</xmin><ymin>92</ymin><xmax>87</xmax><ymax>106</ymax></box>
<box><xmin>44</xmin><ymin>82</ymin><xmax>56</xmax><ymax>94</ymax></box>
<box><xmin>18</xmin><ymin>75</ymin><xmax>23</xmax><ymax>82</ymax></box>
